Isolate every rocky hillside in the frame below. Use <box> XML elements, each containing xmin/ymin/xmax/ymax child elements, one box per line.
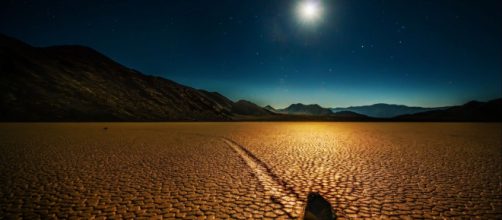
<box><xmin>0</xmin><ymin>34</ymin><xmax>270</xmax><ymax>121</ymax></box>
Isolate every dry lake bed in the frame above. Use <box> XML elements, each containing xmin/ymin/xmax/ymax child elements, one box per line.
<box><xmin>0</xmin><ymin>122</ymin><xmax>501</xmax><ymax>219</ymax></box>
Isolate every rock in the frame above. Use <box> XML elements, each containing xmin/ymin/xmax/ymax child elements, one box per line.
<box><xmin>303</xmin><ymin>192</ymin><xmax>335</xmax><ymax>220</ymax></box>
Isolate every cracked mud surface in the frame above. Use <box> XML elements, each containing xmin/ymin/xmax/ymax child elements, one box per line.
<box><xmin>1</xmin><ymin>123</ymin><xmax>501</xmax><ymax>219</ymax></box>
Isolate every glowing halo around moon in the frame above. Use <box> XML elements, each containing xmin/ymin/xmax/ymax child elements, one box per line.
<box><xmin>296</xmin><ymin>0</ymin><xmax>323</xmax><ymax>25</ymax></box>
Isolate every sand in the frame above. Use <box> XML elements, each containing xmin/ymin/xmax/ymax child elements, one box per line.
<box><xmin>0</xmin><ymin>122</ymin><xmax>501</xmax><ymax>219</ymax></box>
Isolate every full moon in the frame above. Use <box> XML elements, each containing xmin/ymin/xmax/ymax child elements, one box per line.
<box><xmin>297</xmin><ymin>0</ymin><xmax>323</xmax><ymax>24</ymax></box>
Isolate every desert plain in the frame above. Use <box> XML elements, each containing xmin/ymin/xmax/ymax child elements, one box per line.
<box><xmin>0</xmin><ymin>122</ymin><xmax>501</xmax><ymax>219</ymax></box>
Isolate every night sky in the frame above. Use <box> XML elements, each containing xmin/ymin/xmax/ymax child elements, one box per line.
<box><xmin>1</xmin><ymin>0</ymin><xmax>501</xmax><ymax>108</ymax></box>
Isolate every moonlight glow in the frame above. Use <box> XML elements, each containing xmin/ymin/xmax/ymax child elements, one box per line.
<box><xmin>297</xmin><ymin>0</ymin><xmax>323</xmax><ymax>24</ymax></box>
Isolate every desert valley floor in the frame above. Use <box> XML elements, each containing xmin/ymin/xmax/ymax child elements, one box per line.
<box><xmin>0</xmin><ymin>122</ymin><xmax>501</xmax><ymax>219</ymax></box>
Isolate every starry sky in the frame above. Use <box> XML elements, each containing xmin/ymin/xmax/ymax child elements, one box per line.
<box><xmin>1</xmin><ymin>0</ymin><xmax>501</xmax><ymax>108</ymax></box>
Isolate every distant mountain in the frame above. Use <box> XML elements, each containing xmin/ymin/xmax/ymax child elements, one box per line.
<box><xmin>331</xmin><ymin>111</ymin><xmax>369</xmax><ymax>118</ymax></box>
<box><xmin>0</xmin><ymin>33</ymin><xmax>271</xmax><ymax>121</ymax></box>
<box><xmin>395</xmin><ymin>99</ymin><xmax>502</xmax><ymax>121</ymax></box>
<box><xmin>331</xmin><ymin>103</ymin><xmax>446</xmax><ymax>118</ymax></box>
<box><xmin>264</xmin><ymin>105</ymin><xmax>277</xmax><ymax>113</ymax></box>
<box><xmin>278</xmin><ymin>103</ymin><xmax>333</xmax><ymax>115</ymax></box>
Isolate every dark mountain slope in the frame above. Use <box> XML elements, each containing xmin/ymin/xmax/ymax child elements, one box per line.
<box><xmin>232</xmin><ymin>100</ymin><xmax>274</xmax><ymax>116</ymax></box>
<box><xmin>395</xmin><ymin>99</ymin><xmax>502</xmax><ymax>121</ymax></box>
<box><xmin>0</xmin><ymin>34</ymin><xmax>266</xmax><ymax>121</ymax></box>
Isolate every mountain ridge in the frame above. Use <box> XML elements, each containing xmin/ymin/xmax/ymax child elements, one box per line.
<box><xmin>277</xmin><ymin>103</ymin><xmax>333</xmax><ymax>115</ymax></box>
<box><xmin>1</xmin><ymin>33</ymin><xmax>500</xmax><ymax>122</ymax></box>
<box><xmin>331</xmin><ymin>103</ymin><xmax>448</xmax><ymax>118</ymax></box>
<box><xmin>394</xmin><ymin>98</ymin><xmax>502</xmax><ymax>121</ymax></box>
<box><xmin>0</xmin><ymin>33</ymin><xmax>270</xmax><ymax>121</ymax></box>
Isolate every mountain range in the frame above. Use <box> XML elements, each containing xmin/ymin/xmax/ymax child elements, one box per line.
<box><xmin>331</xmin><ymin>104</ymin><xmax>448</xmax><ymax>118</ymax></box>
<box><xmin>395</xmin><ymin>99</ymin><xmax>502</xmax><ymax>122</ymax></box>
<box><xmin>1</xmin><ymin>33</ymin><xmax>500</xmax><ymax>122</ymax></box>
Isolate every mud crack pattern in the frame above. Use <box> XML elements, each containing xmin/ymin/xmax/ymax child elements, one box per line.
<box><xmin>1</xmin><ymin>122</ymin><xmax>501</xmax><ymax>219</ymax></box>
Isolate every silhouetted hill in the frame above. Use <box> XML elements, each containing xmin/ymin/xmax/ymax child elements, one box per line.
<box><xmin>331</xmin><ymin>111</ymin><xmax>369</xmax><ymax>118</ymax></box>
<box><xmin>331</xmin><ymin>103</ymin><xmax>446</xmax><ymax>118</ymax></box>
<box><xmin>395</xmin><ymin>99</ymin><xmax>502</xmax><ymax>121</ymax></box>
<box><xmin>0</xmin><ymin>33</ymin><xmax>271</xmax><ymax>121</ymax></box>
<box><xmin>264</xmin><ymin>105</ymin><xmax>277</xmax><ymax>113</ymax></box>
<box><xmin>232</xmin><ymin>100</ymin><xmax>274</xmax><ymax>116</ymax></box>
<box><xmin>278</xmin><ymin>103</ymin><xmax>333</xmax><ymax>115</ymax></box>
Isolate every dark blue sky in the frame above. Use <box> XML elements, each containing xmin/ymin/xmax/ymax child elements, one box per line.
<box><xmin>1</xmin><ymin>0</ymin><xmax>501</xmax><ymax>108</ymax></box>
